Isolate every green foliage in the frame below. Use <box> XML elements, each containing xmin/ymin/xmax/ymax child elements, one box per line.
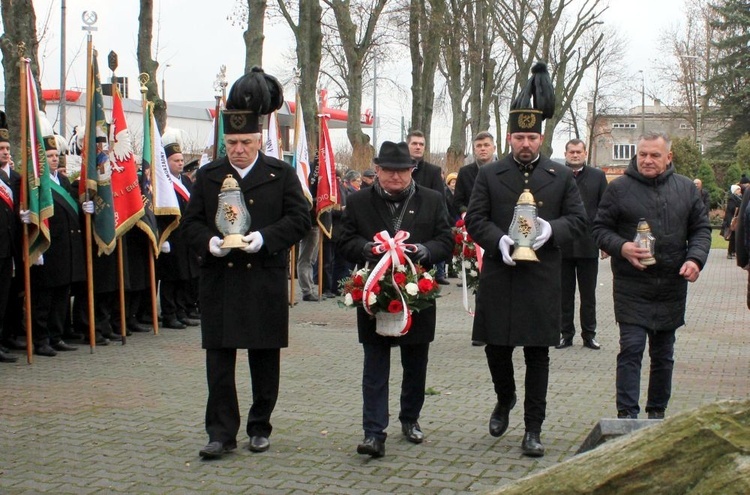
<box><xmin>735</xmin><ymin>133</ymin><xmax>750</xmax><ymax>168</ymax></box>
<box><xmin>671</xmin><ymin>137</ymin><xmax>702</xmax><ymax>177</ymax></box>
<box><xmin>725</xmin><ymin>163</ymin><xmax>743</xmax><ymax>188</ymax></box>
<box><xmin>697</xmin><ymin>162</ymin><xmax>722</xmax><ymax>208</ymax></box>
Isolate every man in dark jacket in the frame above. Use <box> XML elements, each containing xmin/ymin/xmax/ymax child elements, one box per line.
<box><xmin>0</xmin><ymin>112</ymin><xmax>20</xmax><ymax>362</ymax></box>
<box><xmin>556</xmin><ymin>139</ymin><xmax>608</xmax><ymax>350</ymax></box>
<box><xmin>592</xmin><ymin>132</ymin><xmax>711</xmax><ymax>420</ymax></box>
<box><xmin>338</xmin><ymin>141</ymin><xmax>453</xmax><ymax>459</ymax></box>
<box><xmin>182</xmin><ymin>68</ymin><xmax>310</xmax><ymax>460</ymax></box>
<box><xmin>466</xmin><ymin>63</ymin><xmax>587</xmax><ymax>458</ymax></box>
<box><xmin>454</xmin><ymin>131</ymin><xmax>497</xmax><ymax>214</ymax></box>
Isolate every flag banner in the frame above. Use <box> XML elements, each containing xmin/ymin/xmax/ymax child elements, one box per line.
<box><xmin>80</xmin><ymin>49</ymin><xmax>117</xmax><ymax>255</ymax></box>
<box><xmin>316</xmin><ymin>114</ymin><xmax>339</xmax><ymax>238</ymax></box>
<box><xmin>265</xmin><ymin>111</ymin><xmax>282</xmax><ymax>160</ymax></box>
<box><xmin>293</xmin><ymin>95</ymin><xmax>312</xmax><ymax>205</ymax></box>
<box><xmin>109</xmin><ymin>85</ymin><xmax>145</xmax><ymax>238</ymax></box>
<box><xmin>216</xmin><ymin>109</ymin><xmax>226</xmax><ymax>159</ymax></box>
<box><xmin>22</xmin><ymin>59</ymin><xmax>53</xmax><ymax>263</ymax></box>
<box><xmin>137</xmin><ymin>103</ymin><xmax>180</xmax><ymax>252</ymax></box>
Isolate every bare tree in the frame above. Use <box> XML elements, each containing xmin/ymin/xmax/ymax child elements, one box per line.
<box><xmin>322</xmin><ymin>0</ymin><xmax>389</xmax><ymax>168</ymax></box>
<box><xmin>0</xmin><ymin>0</ymin><xmax>45</xmax><ymax>154</ymax></box>
<box><xmin>137</xmin><ymin>0</ymin><xmax>166</xmax><ymax>132</ymax></box>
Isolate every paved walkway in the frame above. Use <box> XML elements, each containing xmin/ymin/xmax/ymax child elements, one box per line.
<box><xmin>0</xmin><ymin>250</ymin><xmax>748</xmax><ymax>494</ymax></box>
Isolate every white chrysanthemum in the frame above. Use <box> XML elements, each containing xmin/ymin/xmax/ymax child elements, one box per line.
<box><xmin>344</xmin><ymin>293</ymin><xmax>354</xmax><ymax>306</ymax></box>
<box><xmin>357</xmin><ymin>268</ymin><xmax>368</xmax><ymax>277</ymax></box>
<box><xmin>422</xmin><ymin>272</ymin><xmax>433</xmax><ymax>281</ymax></box>
<box><xmin>463</xmin><ymin>260</ymin><xmax>472</xmax><ymax>269</ymax></box>
<box><xmin>469</xmin><ymin>270</ymin><xmax>478</xmax><ymax>277</ymax></box>
<box><xmin>367</xmin><ymin>293</ymin><xmax>378</xmax><ymax>306</ymax></box>
<box><xmin>396</xmin><ymin>264</ymin><xmax>407</xmax><ymax>272</ymax></box>
<box><xmin>405</xmin><ymin>283</ymin><xmax>419</xmax><ymax>296</ymax></box>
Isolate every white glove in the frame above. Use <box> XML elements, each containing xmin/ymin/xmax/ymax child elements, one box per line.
<box><xmin>209</xmin><ymin>236</ymin><xmax>230</xmax><ymax>257</ymax></box>
<box><xmin>498</xmin><ymin>235</ymin><xmax>516</xmax><ymax>266</ymax></box>
<box><xmin>33</xmin><ymin>254</ymin><xmax>44</xmax><ymax>266</ymax></box>
<box><xmin>160</xmin><ymin>241</ymin><xmax>171</xmax><ymax>254</ymax></box>
<box><xmin>82</xmin><ymin>201</ymin><xmax>95</xmax><ymax>214</ymax></box>
<box><xmin>19</xmin><ymin>209</ymin><xmax>31</xmax><ymax>224</ymax></box>
<box><xmin>533</xmin><ymin>218</ymin><xmax>552</xmax><ymax>250</ymax></box>
<box><xmin>240</xmin><ymin>231</ymin><xmax>264</xmax><ymax>253</ymax></box>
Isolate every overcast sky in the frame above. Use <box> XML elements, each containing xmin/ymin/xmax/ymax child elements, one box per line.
<box><xmin>2</xmin><ymin>0</ymin><xmax>686</xmax><ymax>155</ymax></box>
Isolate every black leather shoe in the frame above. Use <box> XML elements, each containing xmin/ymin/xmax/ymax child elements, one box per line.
<box><xmin>617</xmin><ymin>410</ymin><xmax>638</xmax><ymax>419</ymax></box>
<box><xmin>179</xmin><ymin>317</ymin><xmax>200</xmax><ymax>327</ymax></box>
<box><xmin>471</xmin><ymin>340</ymin><xmax>485</xmax><ymax>346</ymax></box>
<box><xmin>521</xmin><ymin>431</ymin><xmax>545</xmax><ymax>457</ymax></box>
<box><xmin>2</xmin><ymin>338</ymin><xmax>27</xmax><ymax>350</ymax></box>
<box><xmin>129</xmin><ymin>323</ymin><xmax>153</xmax><ymax>333</ymax></box>
<box><xmin>199</xmin><ymin>440</ymin><xmax>236</xmax><ymax>459</ymax></box>
<box><xmin>555</xmin><ymin>338</ymin><xmax>573</xmax><ymax>349</ymax></box>
<box><xmin>357</xmin><ymin>436</ymin><xmax>385</xmax><ymax>458</ymax></box>
<box><xmin>647</xmin><ymin>409</ymin><xmax>665</xmax><ymax>419</ymax></box>
<box><xmin>401</xmin><ymin>422</ymin><xmax>424</xmax><ymax>444</ymax></box>
<box><xmin>583</xmin><ymin>338</ymin><xmax>601</xmax><ymax>350</ymax></box>
<box><xmin>248</xmin><ymin>435</ymin><xmax>270</xmax><ymax>452</ymax></box>
<box><xmin>187</xmin><ymin>310</ymin><xmax>201</xmax><ymax>319</ymax></box>
<box><xmin>489</xmin><ymin>393</ymin><xmax>517</xmax><ymax>437</ymax></box>
<box><xmin>0</xmin><ymin>349</ymin><xmax>18</xmax><ymax>362</ymax></box>
<box><xmin>436</xmin><ymin>278</ymin><xmax>450</xmax><ymax>285</ymax></box>
<box><xmin>302</xmin><ymin>294</ymin><xmax>319</xmax><ymax>302</ymax></box>
<box><xmin>51</xmin><ymin>341</ymin><xmax>78</xmax><ymax>352</ymax></box>
<box><xmin>163</xmin><ymin>318</ymin><xmax>187</xmax><ymax>329</ymax></box>
<box><xmin>34</xmin><ymin>344</ymin><xmax>58</xmax><ymax>357</ymax></box>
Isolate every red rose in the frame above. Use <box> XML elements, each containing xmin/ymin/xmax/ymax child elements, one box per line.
<box><xmin>393</xmin><ymin>272</ymin><xmax>407</xmax><ymax>286</ymax></box>
<box><xmin>465</xmin><ymin>234</ymin><xmax>473</xmax><ymax>243</ymax></box>
<box><xmin>463</xmin><ymin>245</ymin><xmax>475</xmax><ymax>258</ymax></box>
<box><xmin>456</xmin><ymin>219</ymin><xmax>465</xmax><ymax>227</ymax></box>
<box><xmin>454</xmin><ymin>233</ymin><xmax>464</xmax><ymax>244</ymax></box>
<box><xmin>388</xmin><ymin>300</ymin><xmax>404</xmax><ymax>313</ymax></box>
<box><xmin>371</xmin><ymin>282</ymin><xmax>381</xmax><ymax>294</ymax></box>
<box><xmin>418</xmin><ymin>278</ymin><xmax>434</xmax><ymax>293</ymax></box>
<box><xmin>353</xmin><ymin>274</ymin><xmax>364</xmax><ymax>287</ymax></box>
<box><xmin>351</xmin><ymin>288</ymin><xmax>363</xmax><ymax>302</ymax></box>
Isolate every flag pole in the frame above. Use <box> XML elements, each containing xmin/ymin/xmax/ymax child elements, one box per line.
<box><xmin>289</xmin><ymin>245</ymin><xmax>297</xmax><ymax>306</ymax></box>
<box><xmin>116</xmin><ymin>237</ymin><xmax>127</xmax><ymax>344</ymax></box>
<box><xmin>18</xmin><ymin>43</ymin><xmax>33</xmax><ymax>364</ymax></box>
<box><xmin>82</xmin><ymin>14</ymin><xmax>98</xmax><ymax>353</ymax></box>
<box><xmin>140</xmin><ymin>76</ymin><xmax>160</xmax><ymax>336</ymax></box>
<box><xmin>317</xmin><ymin>228</ymin><xmax>324</xmax><ymax>300</ymax></box>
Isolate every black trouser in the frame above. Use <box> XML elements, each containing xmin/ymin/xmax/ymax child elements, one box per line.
<box><xmin>205</xmin><ymin>348</ymin><xmax>280</xmax><ymax>445</ymax></box>
<box><xmin>3</xmin><ymin>265</ymin><xmax>23</xmax><ymax>341</ymax></box>
<box><xmin>361</xmin><ymin>342</ymin><xmax>430</xmax><ymax>441</ymax></box>
<box><xmin>0</xmin><ymin>257</ymin><xmax>12</xmax><ymax>342</ymax></box>
<box><xmin>485</xmin><ymin>345</ymin><xmax>549</xmax><ymax>433</ymax></box>
<box><xmin>31</xmin><ymin>285</ymin><xmax>71</xmax><ymax>347</ymax></box>
<box><xmin>560</xmin><ymin>257</ymin><xmax>598</xmax><ymax>341</ymax></box>
<box><xmin>159</xmin><ymin>280</ymin><xmax>188</xmax><ymax>319</ymax></box>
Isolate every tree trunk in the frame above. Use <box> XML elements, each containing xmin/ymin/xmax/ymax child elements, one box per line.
<box><xmin>137</xmin><ymin>0</ymin><xmax>166</xmax><ymax>132</ymax></box>
<box><xmin>244</xmin><ymin>0</ymin><xmax>266</xmax><ymax>71</ymax></box>
<box><xmin>409</xmin><ymin>0</ymin><xmax>443</xmax><ymax>146</ymax></box>
<box><xmin>0</xmin><ymin>0</ymin><xmax>44</xmax><ymax>154</ymax></box>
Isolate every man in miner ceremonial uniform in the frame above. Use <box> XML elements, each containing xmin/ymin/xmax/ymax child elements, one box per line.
<box><xmin>465</xmin><ymin>62</ymin><xmax>587</xmax><ymax>457</ymax></box>
<box><xmin>182</xmin><ymin>67</ymin><xmax>310</xmax><ymax>460</ymax></box>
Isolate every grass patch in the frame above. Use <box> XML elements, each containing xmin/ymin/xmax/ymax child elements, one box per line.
<box><xmin>712</xmin><ymin>228</ymin><xmax>729</xmax><ymax>250</ymax></box>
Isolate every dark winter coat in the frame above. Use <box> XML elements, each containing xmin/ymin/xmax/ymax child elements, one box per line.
<box><xmin>182</xmin><ymin>154</ymin><xmax>310</xmax><ymax>349</ymax></box>
<box><xmin>411</xmin><ymin>160</ymin><xmax>445</xmax><ymax>195</ymax></box>
<box><xmin>337</xmin><ymin>184</ymin><xmax>453</xmax><ymax>345</ymax></box>
<box><xmin>559</xmin><ymin>165</ymin><xmax>608</xmax><ymax>259</ymax></box>
<box><xmin>592</xmin><ymin>158</ymin><xmax>711</xmax><ymax>332</ymax></box>
<box><xmin>454</xmin><ymin>162</ymin><xmax>480</xmax><ymax>214</ymax></box>
<box><xmin>157</xmin><ymin>176</ymin><xmax>199</xmax><ymax>282</ymax></box>
<box><xmin>30</xmin><ymin>175</ymin><xmax>85</xmax><ymax>288</ymax></box>
<box><xmin>465</xmin><ymin>154</ymin><xmax>588</xmax><ymax>346</ymax></box>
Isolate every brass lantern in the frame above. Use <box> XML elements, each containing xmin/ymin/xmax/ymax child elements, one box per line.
<box><xmin>634</xmin><ymin>218</ymin><xmax>656</xmax><ymax>266</ymax></box>
<box><xmin>215</xmin><ymin>175</ymin><xmax>251</xmax><ymax>249</ymax></box>
<box><xmin>509</xmin><ymin>189</ymin><xmax>539</xmax><ymax>262</ymax></box>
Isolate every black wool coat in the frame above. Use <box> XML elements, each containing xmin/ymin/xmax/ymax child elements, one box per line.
<box><xmin>559</xmin><ymin>165</ymin><xmax>608</xmax><ymax>259</ymax></box>
<box><xmin>412</xmin><ymin>160</ymin><xmax>445</xmax><ymax>195</ymax></box>
<box><xmin>157</xmin><ymin>176</ymin><xmax>199</xmax><ymax>282</ymax></box>
<box><xmin>182</xmin><ymin>154</ymin><xmax>310</xmax><ymax>350</ymax></box>
<box><xmin>31</xmin><ymin>175</ymin><xmax>85</xmax><ymax>288</ymax></box>
<box><xmin>592</xmin><ymin>159</ymin><xmax>711</xmax><ymax>332</ymax></box>
<box><xmin>454</xmin><ymin>161</ymin><xmax>480</xmax><ymax>214</ymax></box>
<box><xmin>337</xmin><ymin>184</ymin><xmax>454</xmax><ymax>345</ymax></box>
<box><xmin>465</xmin><ymin>154</ymin><xmax>588</xmax><ymax>347</ymax></box>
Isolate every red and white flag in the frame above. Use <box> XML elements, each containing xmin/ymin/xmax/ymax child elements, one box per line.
<box><xmin>316</xmin><ymin>113</ymin><xmax>339</xmax><ymax>238</ymax></box>
<box><xmin>265</xmin><ymin>111</ymin><xmax>282</xmax><ymax>160</ymax></box>
<box><xmin>293</xmin><ymin>94</ymin><xmax>312</xmax><ymax>205</ymax></box>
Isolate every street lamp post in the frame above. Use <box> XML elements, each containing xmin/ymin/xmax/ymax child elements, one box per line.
<box><xmin>161</xmin><ymin>64</ymin><xmax>172</xmax><ymax>101</ymax></box>
<box><xmin>639</xmin><ymin>70</ymin><xmax>645</xmax><ymax>133</ymax></box>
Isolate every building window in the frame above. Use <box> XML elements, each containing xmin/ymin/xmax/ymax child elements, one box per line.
<box><xmin>613</xmin><ymin>144</ymin><xmax>636</xmax><ymax>160</ymax></box>
<box><xmin>612</xmin><ymin>123</ymin><xmax>638</xmax><ymax>129</ymax></box>
<box><xmin>679</xmin><ymin>123</ymin><xmax>694</xmax><ymax>130</ymax></box>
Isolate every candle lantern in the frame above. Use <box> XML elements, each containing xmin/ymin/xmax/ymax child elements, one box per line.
<box><xmin>509</xmin><ymin>189</ymin><xmax>539</xmax><ymax>262</ymax></box>
<box><xmin>634</xmin><ymin>218</ymin><xmax>656</xmax><ymax>266</ymax></box>
<box><xmin>215</xmin><ymin>175</ymin><xmax>252</xmax><ymax>249</ymax></box>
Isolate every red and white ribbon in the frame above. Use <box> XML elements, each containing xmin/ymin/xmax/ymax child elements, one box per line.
<box><xmin>362</xmin><ymin>230</ymin><xmax>418</xmax><ymax>335</ymax></box>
